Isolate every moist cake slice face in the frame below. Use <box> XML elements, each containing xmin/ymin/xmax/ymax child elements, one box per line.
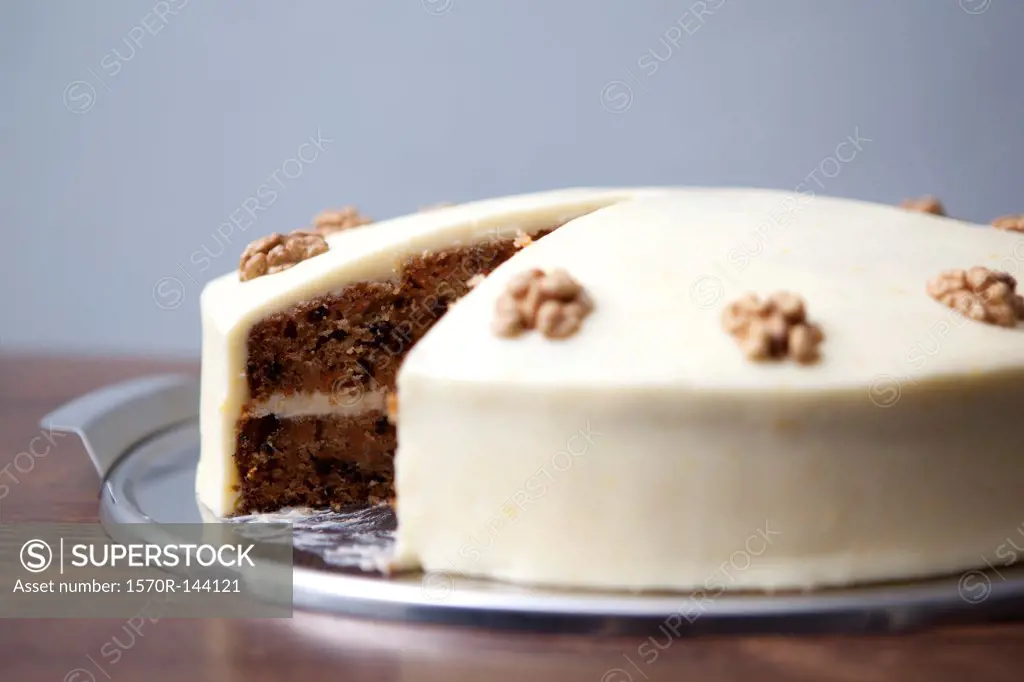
<box><xmin>196</xmin><ymin>188</ymin><xmax>666</xmax><ymax>516</ymax></box>
<box><xmin>392</xmin><ymin>190</ymin><xmax>1024</xmax><ymax>591</ymax></box>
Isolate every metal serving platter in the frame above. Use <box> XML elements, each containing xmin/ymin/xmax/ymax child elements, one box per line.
<box><xmin>41</xmin><ymin>374</ymin><xmax>1024</xmax><ymax>635</ymax></box>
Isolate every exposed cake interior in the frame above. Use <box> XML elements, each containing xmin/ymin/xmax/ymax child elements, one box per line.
<box><xmin>234</xmin><ymin>228</ymin><xmax>558</xmax><ymax>513</ymax></box>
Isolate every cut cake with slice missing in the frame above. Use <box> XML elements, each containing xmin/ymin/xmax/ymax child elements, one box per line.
<box><xmin>197</xmin><ymin>188</ymin><xmax>663</xmax><ymax>516</ymax></box>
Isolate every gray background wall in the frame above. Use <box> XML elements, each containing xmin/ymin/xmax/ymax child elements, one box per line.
<box><xmin>1</xmin><ymin>0</ymin><xmax>1021</xmax><ymax>357</ymax></box>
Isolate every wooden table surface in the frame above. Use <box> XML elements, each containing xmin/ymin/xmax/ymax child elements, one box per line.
<box><xmin>1</xmin><ymin>354</ymin><xmax>1022</xmax><ymax>681</ymax></box>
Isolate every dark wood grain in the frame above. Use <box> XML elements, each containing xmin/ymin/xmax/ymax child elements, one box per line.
<box><xmin>0</xmin><ymin>353</ymin><xmax>1022</xmax><ymax>681</ymax></box>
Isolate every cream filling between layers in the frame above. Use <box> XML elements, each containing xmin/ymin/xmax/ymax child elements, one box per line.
<box><xmin>247</xmin><ymin>390</ymin><xmax>388</xmax><ymax>419</ymax></box>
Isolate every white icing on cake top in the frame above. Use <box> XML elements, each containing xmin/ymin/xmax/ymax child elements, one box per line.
<box><xmin>402</xmin><ymin>190</ymin><xmax>1024</xmax><ymax>390</ymax></box>
<box><xmin>391</xmin><ymin>190</ymin><xmax>1024</xmax><ymax>590</ymax></box>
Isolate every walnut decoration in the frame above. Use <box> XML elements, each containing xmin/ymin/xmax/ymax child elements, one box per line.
<box><xmin>493</xmin><ymin>268</ymin><xmax>593</xmax><ymax>339</ymax></box>
<box><xmin>313</xmin><ymin>205</ymin><xmax>373</xmax><ymax>235</ymax></box>
<box><xmin>900</xmin><ymin>196</ymin><xmax>945</xmax><ymax>216</ymax></box>
<box><xmin>992</xmin><ymin>214</ymin><xmax>1024</xmax><ymax>233</ymax></box>
<box><xmin>239</xmin><ymin>231</ymin><xmax>328</xmax><ymax>282</ymax></box>
<box><xmin>722</xmin><ymin>292</ymin><xmax>824</xmax><ymax>364</ymax></box>
<box><xmin>926</xmin><ymin>267</ymin><xmax>1024</xmax><ymax>328</ymax></box>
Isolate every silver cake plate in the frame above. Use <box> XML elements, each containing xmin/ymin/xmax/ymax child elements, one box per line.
<box><xmin>41</xmin><ymin>374</ymin><xmax>1024</xmax><ymax>635</ymax></box>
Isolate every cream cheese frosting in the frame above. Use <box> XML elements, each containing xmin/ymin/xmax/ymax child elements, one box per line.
<box><xmin>391</xmin><ymin>190</ymin><xmax>1024</xmax><ymax>590</ymax></box>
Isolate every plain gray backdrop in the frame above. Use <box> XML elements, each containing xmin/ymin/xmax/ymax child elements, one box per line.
<box><xmin>2</xmin><ymin>0</ymin><xmax>1021</xmax><ymax>356</ymax></box>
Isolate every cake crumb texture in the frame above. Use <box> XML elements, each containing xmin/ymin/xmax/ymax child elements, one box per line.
<box><xmin>235</xmin><ymin>412</ymin><xmax>395</xmax><ymax>513</ymax></box>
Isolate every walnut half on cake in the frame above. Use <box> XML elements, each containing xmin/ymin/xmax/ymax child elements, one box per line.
<box><xmin>199</xmin><ymin>188</ymin><xmax>1024</xmax><ymax>593</ymax></box>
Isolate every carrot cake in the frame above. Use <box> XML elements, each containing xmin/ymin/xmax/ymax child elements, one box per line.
<box><xmin>199</xmin><ymin>188</ymin><xmax>1024</xmax><ymax>590</ymax></box>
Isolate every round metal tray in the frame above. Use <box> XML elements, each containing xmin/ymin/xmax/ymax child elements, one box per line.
<box><xmin>43</xmin><ymin>375</ymin><xmax>1024</xmax><ymax>635</ymax></box>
